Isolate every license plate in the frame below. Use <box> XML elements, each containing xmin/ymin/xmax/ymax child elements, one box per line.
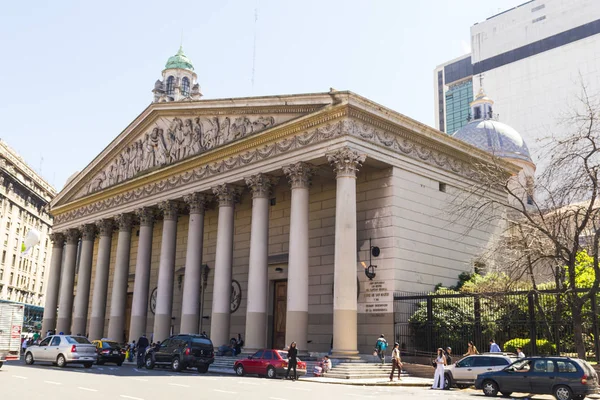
<box><xmin>113</xmin><ymin>351</ymin><xmax>119</xmax><ymax>355</ymax></box>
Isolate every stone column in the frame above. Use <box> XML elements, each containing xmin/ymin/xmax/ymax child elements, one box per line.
<box><xmin>56</xmin><ymin>228</ymin><xmax>81</xmax><ymax>334</ymax></box>
<box><xmin>41</xmin><ymin>233</ymin><xmax>65</xmax><ymax>334</ymax></box>
<box><xmin>180</xmin><ymin>193</ymin><xmax>208</xmax><ymax>334</ymax></box>
<box><xmin>129</xmin><ymin>208</ymin><xmax>154</xmax><ymax>342</ymax></box>
<box><xmin>107</xmin><ymin>214</ymin><xmax>133</xmax><ymax>342</ymax></box>
<box><xmin>282</xmin><ymin>162</ymin><xmax>314</xmax><ymax>353</ymax></box>
<box><xmin>210</xmin><ymin>184</ymin><xmax>240</xmax><ymax>348</ymax></box>
<box><xmin>327</xmin><ymin>147</ymin><xmax>366</xmax><ymax>357</ymax></box>
<box><xmin>244</xmin><ymin>174</ymin><xmax>277</xmax><ymax>351</ymax></box>
<box><xmin>89</xmin><ymin>220</ymin><xmax>114</xmax><ymax>340</ymax></box>
<box><xmin>71</xmin><ymin>224</ymin><xmax>96</xmax><ymax>336</ymax></box>
<box><xmin>152</xmin><ymin>201</ymin><xmax>179</xmax><ymax>342</ymax></box>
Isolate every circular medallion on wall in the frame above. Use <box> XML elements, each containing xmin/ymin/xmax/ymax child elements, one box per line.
<box><xmin>150</xmin><ymin>287</ymin><xmax>158</xmax><ymax>314</ymax></box>
<box><xmin>230</xmin><ymin>280</ymin><xmax>242</xmax><ymax>313</ymax></box>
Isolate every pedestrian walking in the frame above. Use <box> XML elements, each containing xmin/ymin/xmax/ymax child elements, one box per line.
<box><xmin>285</xmin><ymin>342</ymin><xmax>298</xmax><ymax>381</ymax></box>
<box><xmin>516</xmin><ymin>347</ymin><xmax>525</xmax><ymax>358</ymax></box>
<box><xmin>375</xmin><ymin>334</ymin><xmax>388</xmax><ymax>365</ymax></box>
<box><xmin>432</xmin><ymin>348</ymin><xmax>446</xmax><ymax>389</ymax></box>
<box><xmin>136</xmin><ymin>334</ymin><xmax>149</xmax><ymax>368</ymax></box>
<box><xmin>389</xmin><ymin>342</ymin><xmax>403</xmax><ymax>381</ymax></box>
<box><xmin>489</xmin><ymin>339</ymin><xmax>502</xmax><ymax>353</ymax></box>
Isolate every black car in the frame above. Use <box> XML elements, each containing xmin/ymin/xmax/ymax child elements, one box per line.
<box><xmin>145</xmin><ymin>334</ymin><xmax>214</xmax><ymax>373</ymax></box>
<box><xmin>92</xmin><ymin>339</ymin><xmax>126</xmax><ymax>366</ymax></box>
<box><xmin>475</xmin><ymin>356</ymin><xmax>599</xmax><ymax>400</ymax></box>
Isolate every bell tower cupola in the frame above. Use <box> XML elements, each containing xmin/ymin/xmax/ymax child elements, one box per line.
<box><xmin>152</xmin><ymin>46</ymin><xmax>202</xmax><ymax>103</ymax></box>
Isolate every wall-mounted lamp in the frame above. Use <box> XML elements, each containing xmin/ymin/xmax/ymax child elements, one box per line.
<box><xmin>275</xmin><ymin>267</ymin><xmax>283</xmax><ymax>273</ymax></box>
<box><xmin>362</xmin><ymin>238</ymin><xmax>380</xmax><ymax>280</ymax></box>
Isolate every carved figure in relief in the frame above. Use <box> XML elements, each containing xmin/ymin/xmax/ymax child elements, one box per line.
<box><xmin>192</xmin><ymin>117</ymin><xmax>203</xmax><ymax>153</ymax></box>
<box><xmin>253</xmin><ymin>116</ymin><xmax>275</xmax><ymax>131</ymax></box>
<box><xmin>219</xmin><ymin>117</ymin><xmax>232</xmax><ymax>145</ymax></box>
<box><xmin>231</xmin><ymin>117</ymin><xmax>252</xmax><ymax>139</ymax></box>
<box><xmin>155</xmin><ymin>129</ymin><xmax>168</xmax><ymax>166</ymax></box>
<box><xmin>143</xmin><ymin>132</ymin><xmax>156</xmax><ymax>170</ymax></box>
<box><xmin>182</xmin><ymin>119</ymin><xmax>194</xmax><ymax>158</ymax></box>
<box><xmin>203</xmin><ymin>117</ymin><xmax>219</xmax><ymax>150</ymax></box>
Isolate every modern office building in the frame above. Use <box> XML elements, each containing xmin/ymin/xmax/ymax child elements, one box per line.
<box><xmin>0</xmin><ymin>140</ymin><xmax>55</xmax><ymax>311</ymax></box>
<box><xmin>433</xmin><ymin>54</ymin><xmax>473</xmax><ymax>134</ymax></box>
<box><xmin>435</xmin><ymin>0</ymin><xmax>600</xmax><ymax>160</ymax></box>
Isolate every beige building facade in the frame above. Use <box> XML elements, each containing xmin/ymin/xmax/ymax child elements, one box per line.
<box><xmin>44</xmin><ymin>50</ymin><xmax>513</xmax><ymax>355</ymax></box>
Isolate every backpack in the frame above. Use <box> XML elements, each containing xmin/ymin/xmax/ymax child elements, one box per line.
<box><xmin>377</xmin><ymin>339</ymin><xmax>387</xmax><ymax>351</ymax></box>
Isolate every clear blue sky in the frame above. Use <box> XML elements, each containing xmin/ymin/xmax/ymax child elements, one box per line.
<box><xmin>0</xmin><ymin>0</ymin><xmax>523</xmax><ymax>190</ymax></box>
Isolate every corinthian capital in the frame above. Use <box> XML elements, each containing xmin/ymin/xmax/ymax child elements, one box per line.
<box><xmin>96</xmin><ymin>219</ymin><xmax>114</xmax><ymax>237</ymax></box>
<box><xmin>245</xmin><ymin>174</ymin><xmax>279</xmax><ymax>199</ymax></box>
<box><xmin>65</xmin><ymin>228</ymin><xmax>81</xmax><ymax>245</ymax></box>
<box><xmin>212</xmin><ymin>184</ymin><xmax>242</xmax><ymax>207</ymax></box>
<box><xmin>326</xmin><ymin>147</ymin><xmax>366</xmax><ymax>178</ymax></box>
<box><xmin>50</xmin><ymin>232</ymin><xmax>65</xmax><ymax>248</ymax></box>
<box><xmin>184</xmin><ymin>192</ymin><xmax>210</xmax><ymax>214</ymax></box>
<box><xmin>115</xmin><ymin>213</ymin><xmax>134</xmax><ymax>231</ymax></box>
<box><xmin>80</xmin><ymin>224</ymin><xmax>97</xmax><ymax>241</ymax></box>
<box><xmin>159</xmin><ymin>200</ymin><xmax>179</xmax><ymax>221</ymax></box>
<box><xmin>283</xmin><ymin>162</ymin><xmax>315</xmax><ymax>189</ymax></box>
<box><xmin>135</xmin><ymin>207</ymin><xmax>155</xmax><ymax>227</ymax></box>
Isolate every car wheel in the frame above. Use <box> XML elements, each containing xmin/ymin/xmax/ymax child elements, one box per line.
<box><xmin>197</xmin><ymin>365</ymin><xmax>209</xmax><ymax>374</ymax></box>
<box><xmin>0</xmin><ymin>361</ymin><xmax>3</xmax><ymax>369</ymax></box>
<box><xmin>501</xmin><ymin>392</ymin><xmax>513</xmax><ymax>397</ymax></box>
<box><xmin>84</xmin><ymin>363</ymin><xmax>93</xmax><ymax>369</ymax></box>
<box><xmin>444</xmin><ymin>374</ymin><xmax>451</xmax><ymax>390</ymax></box>
<box><xmin>56</xmin><ymin>354</ymin><xmax>67</xmax><ymax>368</ymax></box>
<box><xmin>145</xmin><ymin>356</ymin><xmax>155</xmax><ymax>369</ymax></box>
<box><xmin>554</xmin><ymin>385</ymin><xmax>573</xmax><ymax>400</ymax></box>
<box><xmin>116</xmin><ymin>361</ymin><xmax>123</xmax><ymax>367</ymax></box>
<box><xmin>482</xmin><ymin>380</ymin><xmax>499</xmax><ymax>397</ymax></box>
<box><xmin>171</xmin><ymin>357</ymin><xmax>181</xmax><ymax>372</ymax></box>
<box><xmin>235</xmin><ymin>364</ymin><xmax>245</xmax><ymax>376</ymax></box>
<box><xmin>267</xmin><ymin>366</ymin><xmax>276</xmax><ymax>379</ymax></box>
<box><xmin>25</xmin><ymin>352</ymin><xmax>34</xmax><ymax>365</ymax></box>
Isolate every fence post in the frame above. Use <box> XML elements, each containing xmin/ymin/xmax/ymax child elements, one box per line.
<box><xmin>528</xmin><ymin>293</ymin><xmax>537</xmax><ymax>355</ymax></box>
<box><xmin>474</xmin><ymin>295</ymin><xmax>482</xmax><ymax>350</ymax></box>
<box><xmin>426</xmin><ymin>297</ymin><xmax>433</xmax><ymax>352</ymax></box>
<box><xmin>554</xmin><ymin>292</ymin><xmax>562</xmax><ymax>355</ymax></box>
<box><xmin>591</xmin><ymin>294</ymin><xmax>600</xmax><ymax>362</ymax></box>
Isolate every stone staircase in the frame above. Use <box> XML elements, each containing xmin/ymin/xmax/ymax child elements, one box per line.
<box><xmin>324</xmin><ymin>360</ymin><xmax>409</xmax><ymax>380</ymax></box>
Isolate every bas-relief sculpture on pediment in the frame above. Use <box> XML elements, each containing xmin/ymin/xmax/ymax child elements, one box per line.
<box><xmin>79</xmin><ymin>114</ymin><xmax>281</xmax><ymax>198</ymax></box>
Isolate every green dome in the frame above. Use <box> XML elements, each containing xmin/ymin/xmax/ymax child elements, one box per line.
<box><xmin>164</xmin><ymin>46</ymin><xmax>194</xmax><ymax>71</ymax></box>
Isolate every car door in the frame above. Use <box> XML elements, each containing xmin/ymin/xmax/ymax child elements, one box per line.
<box><xmin>47</xmin><ymin>336</ymin><xmax>62</xmax><ymax>362</ymax></box>
<box><xmin>506</xmin><ymin>359</ymin><xmax>534</xmax><ymax>393</ymax></box>
<box><xmin>452</xmin><ymin>356</ymin><xmax>475</xmax><ymax>381</ymax></box>
<box><xmin>247</xmin><ymin>350</ymin><xmax>264</xmax><ymax>374</ymax></box>
<box><xmin>155</xmin><ymin>339</ymin><xmax>171</xmax><ymax>363</ymax></box>
<box><xmin>35</xmin><ymin>337</ymin><xmax>52</xmax><ymax>361</ymax></box>
<box><xmin>529</xmin><ymin>359</ymin><xmax>556</xmax><ymax>394</ymax></box>
<box><xmin>261</xmin><ymin>350</ymin><xmax>275</xmax><ymax>374</ymax></box>
<box><xmin>472</xmin><ymin>356</ymin><xmax>494</xmax><ymax>379</ymax></box>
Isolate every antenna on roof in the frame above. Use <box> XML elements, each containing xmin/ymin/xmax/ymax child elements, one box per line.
<box><xmin>251</xmin><ymin>3</ymin><xmax>259</xmax><ymax>93</ymax></box>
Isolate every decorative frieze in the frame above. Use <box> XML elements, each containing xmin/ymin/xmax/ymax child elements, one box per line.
<box><xmin>96</xmin><ymin>219</ymin><xmax>114</xmax><ymax>237</ymax></box>
<box><xmin>115</xmin><ymin>213</ymin><xmax>134</xmax><ymax>231</ymax></box>
<box><xmin>135</xmin><ymin>207</ymin><xmax>155</xmax><ymax>227</ymax></box>
<box><xmin>50</xmin><ymin>232</ymin><xmax>65</xmax><ymax>247</ymax></box>
<box><xmin>183</xmin><ymin>192</ymin><xmax>210</xmax><ymax>214</ymax></box>
<box><xmin>212</xmin><ymin>184</ymin><xmax>242</xmax><ymax>207</ymax></box>
<box><xmin>245</xmin><ymin>174</ymin><xmax>279</xmax><ymax>198</ymax></box>
<box><xmin>327</xmin><ymin>147</ymin><xmax>367</xmax><ymax>178</ymax></box>
<box><xmin>283</xmin><ymin>162</ymin><xmax>315</xmax><ymax>189</ymax></box>
<box><xmin>80</xmin><ymin>224</ymin><xmax>97</xmax><ymax>241</ymax></box>
<box><xmin>158</xmin><ymin>200</ymin><xmax>179</xmax><ymax>221</ymax></box>
<box><xmin>65</xmin><ymin>228</ymin><xmax>81</xmax><ymax>245</ymax></box>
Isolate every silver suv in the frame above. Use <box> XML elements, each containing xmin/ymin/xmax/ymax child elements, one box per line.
<box><xmin>444</xmin><ymin>353</ymin><xmax>517</xmax><ymax>389</ymax></box>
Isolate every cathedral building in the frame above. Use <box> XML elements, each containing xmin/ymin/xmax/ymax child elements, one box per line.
<box><xmin>45</xmin><ymin>47</ymin><xmax>521</xmax><ymax>355</ymax></box>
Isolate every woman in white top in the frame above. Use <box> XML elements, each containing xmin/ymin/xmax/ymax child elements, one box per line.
<box><xmin>432</xmin><ymin>348</ymin><xmax>447</xmax><ymax>389</ymax></box>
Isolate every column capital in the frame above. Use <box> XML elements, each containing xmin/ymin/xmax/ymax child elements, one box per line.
<box><xmin>80</xmin><ymin>224</ymin><xmax>97</xmax><ymax>241</ymax></box>
<box><xmin>135</xmin><ymin>207</ymin><xmax>155</xmax><ymax>227</ymax></box>
<box><xmin>50</xmin><ymin>232</ymin><xmax>65</xmax><ymax>247</ymax></box>
<box><xmin>184</xmin><ymin>192</ymin><xmax>210</xmax><ymax>214</ymax></box>
<box><xmin>159</xmin><ymin>200</ymin><xmax>179</xmax><ymax>221</ymax></box>
<box><xmin>115</xmin><ymin>213</ymin><xmax>134</xmax><ymax>231</ymax></box>
<box><xmin>212</xmin><ymin>184</ymin><xmax>242</xmax><ymax>207</ymax></box>
<box><xmin>283</xmin><ymin>162</ymin><xmax>315</xmax><ymax>189</ymax></box>
<box><xmin>326</xmin><ymin>147</ymin><xmax>367</xmax><ymax>178</ymax></box>
<box><xmin>245</xmin><ymin>174</ymin><xmax>279</xmax><ymax>199</ymax></box>
<box><xmin>65</xmin><ymin>228</ymin><xmax>81</xmax><ymax>245</ymax></box>
<box><xmin>96</xmin><ymin>219</ymin><xmax>115</xmax><ymax>237</ymax></box>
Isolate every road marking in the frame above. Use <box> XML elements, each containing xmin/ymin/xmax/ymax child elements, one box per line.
<box><xmin>78</xmin><ymin>387</ymin><xmax>98</xmax><ymax>392</ymax></box>
<box><xmin>237</xmin><ymin>381</ymin><xmax>260</xmax><ymax>385</ymax></box>
<box><xmin>213</xmin><ymin>389</ymin><xmax>237</xmax><ymax>394</ymax></box>
<box><xmin>44</xmin><ymin>381</ymin><xmax>62</xmax><ymax>385</ymax></box>
<box><xmin>168</xmin><ymin>383</ymin><xmax>190</xmax><ymax>388</ymax></box>
<box><xmin>97</xmin><ymin>367</ymin><xmax>104</xmax><ymax>371</ymax></box>
<box><xmin>284</xmin><ymin>386</ymin><xmax>310</xmax><ymax>391</ymax></box>
<box><xmin>109</xmin><ymin>367</ymin><xmax>116</xmax><ymax>371</ymax></box>
<box><xmin>129</xmin><ymin>377</ymin><xmax>148</xmax><ymax>382</ymax></box>
<box><xmin>12</xmin><ymin>375</ymin><xmax>27</xmax><ymax>379</ymax></box>
<box><xmin>269</xmin><ymin>398</ymin><xmax>288</xmax><ymax>400</ymax></box>
<box><xmin>120</xmin><ymin>396</ymin><xmax>144</xmax><ymax>400</ymax></box>
<box><xmin>347</xmin><ymin>395</ymin><xmax>374</xmax><ymax>399</ymax></box>
<box><xmin>133</xmin><ymin>368</ymin><xmax>148</xmax><ymax>373</ymax></box>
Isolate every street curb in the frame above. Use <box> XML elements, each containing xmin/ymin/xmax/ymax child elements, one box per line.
<box><xmin>297</xmin><ymin>379</ymin><xmax>432</xmax><ymax>387</ymax></box>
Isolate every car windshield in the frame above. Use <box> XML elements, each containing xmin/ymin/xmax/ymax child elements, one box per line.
<box><xmin>65</xmin><ymin>336</ymin><xmax>92</xmax><ymax>344</ymax></box>
<box><xmin>102</xmin><ymin>341</ymin><xmax>120</xmax><ymax>349</ymax></box>
<box><xmin>278</xmin><ymin>351</ymin><xmax>288</xmax><ymax>360</ymax></box>
<box><xmin>506</xmin><ymin>359</ymin><xmax>530</xmax><ymax>371</ymax></box>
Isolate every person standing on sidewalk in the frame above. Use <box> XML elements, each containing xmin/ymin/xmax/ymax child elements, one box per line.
<box><xmin>389</xmin><ymin>342</ymin><xmax>403</xmax><ymax>381</ymax></box>
<box><xmin>285</xmin><ymin>342</ymin><xmax>298</xmax><ymax>381</ymax></box>
<box><xmin>375</xmin><ymin>334</ymin><xmax>388</xmax><ymax>365</ymax></box>
<box><xmin>432</xmin><ymin>348</ymin><xmax>447</xmax><ymax>390</ymax></box>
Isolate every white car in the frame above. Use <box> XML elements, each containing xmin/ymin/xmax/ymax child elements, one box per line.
<box><xmin>25</xmin><ymin>335</ymin><xmax>97</xmax><ymax>368</ymax></box>
<box><xmin>444</xmin><ymin>353</ymin><xmax>518</xmax><ymax>389</ymax></box>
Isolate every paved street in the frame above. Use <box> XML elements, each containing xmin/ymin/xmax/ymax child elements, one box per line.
<box><xmin>1</xmin><ymin>359</ymin><xmax>591</xmax><ymax>400</ymax></box>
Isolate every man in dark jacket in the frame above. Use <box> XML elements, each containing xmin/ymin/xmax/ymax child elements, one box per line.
<box><xmin>136</xmin><ymin>334</ymin><xmax>149</xmax><ymax>368</ymax></box>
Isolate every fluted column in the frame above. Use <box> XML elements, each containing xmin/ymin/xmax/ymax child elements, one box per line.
<box><xmin>180</xmin><ymin>193</ymin><xmax>209</xmax><ymax>334</ymax></box>
<box><xmin>244</xmin><ymin>174</ymin><xmax>278</xmax><ymax>351</ymax></box>
<box><xmin>107</xmin><ymin>214</ymin><xmax>133</xmax><ymax>342</ymax></box>
<box><xmin>42</xmin><ymin>233</ymin><xmax>65</xmax><ymax>334</ymax></box>
<box><xmin>210</xmin><ymin>184</ymin><xmax>241</xmax><ymax>347</ymax></box>
<box><xmin>282</xmin><ymin>162</ymin><xmax>314</xmax><ymax>353</ymax></box>
<box><xmin>89</xmin><ymin>220</ymin><xmax>114</xmax><ymax>340</ymax></box>
<box><xmin>56</xmin><ymin>229</ymin><xmax>81</xmax><ymax>334</ymax></box>
<box><xmin>72</xmin><ymin>225</ymin><xmax>96</xmax><ymax>335</ymax></box>
<box><xmin>328</xmin><ymin>147</ymin><xmax>366</xmax><ymax>357</ymax></box>
<box><xmin>153</xmin><ymin>201</ymin><xmax>179</xmax><ymax>342</ymax></box>
<box><xmin>129</xmin><ymin>208</ymin><xmax>154</xmax><ymax>342</ymax></box>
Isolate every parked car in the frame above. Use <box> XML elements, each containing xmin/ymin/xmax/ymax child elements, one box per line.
<box><xmin>145</xmin><ymin>334</ymin><xmax>214</xmax><ymax>373</ymax></box>
<box><xmin>444</xmin><ymin>353</ymin><xmax>517</xmax><ymax>389</ymax></box>
<box><xmin>475</xmin><ymin>356</ymin><xmax>599</xmax><ymax>400</ymax></box>
<box><xmin>91</xmin><ymin>339</ymin><xmax>125</xmax><ymax>366</ymax></box>
<box><xmin>233</xmin><ymin>349</ymin><xmax>307</xmax><ymax>378</ymax></box>
<box><xmin>24</xmin><ymin>335</ymin><xmax>97</xmax><ymax>368</ymax></box>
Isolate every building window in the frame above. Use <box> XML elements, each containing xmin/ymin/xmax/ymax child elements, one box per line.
<box><xmin>13</xmin><ymin>237</ymin><xmax>18</xmax><ymax>250</ymax></box>
<box><xmin>11</xmin><ymin>255</ymin><xmax>15</xmax><ymax>266</ymax></box>
<box><xmin>181</xmin><ymin>77</ymin><xmax>190</xmax><ymax>96</ymax></box>
<box><xmin>9</xmin><ymin>272</ymin><xmax>13</xmax><ymax>285</ymax></box>
<box><xmin>0</xmin><ymin>268</ymin><xmax>3</xmax><ymax>280</ymax></box>
<box><xmin>531</xmin><ymin>4</ymin><xmax>545</xmax><ymax>12</ymax></box>
<box><xmin>439</xmin><ymin>182</ymin><xmax>447</xmax><ymax>192</ymax></box>
<box><xmin>532</xmin><ymin>16</ymin><xmax>546</xmax><ymax>23</ymax></box>
<box><xmin>166</xmin><ymin>76</ymin><xmax>175</xmax><ymax>95</ymax></box>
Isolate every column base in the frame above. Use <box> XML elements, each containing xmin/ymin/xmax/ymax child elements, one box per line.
<box><xmin>210</xmin><ymin>312</ymin><xmax>231</xmax><ymax>348</ymax></box>
<box><xmin>180</xmin><ymin>314</ymin><xmax>199</xmax><ymax>335</ymax></box>
<box><xmin>153</xmin><ymin>313</ymin><xmax>172</xmax><ymax>343</ymax></box>
<box><xmin>56</xmin><ymin>317</ymin><xmax>72</xmax><ymax>335</ymax></box>
<box><xmin>244</xmin><ymin>311</ymin><xmax>267</xmax><ymax>351</ymax></box>
<box><xmin>107</xmin><ymin>315</ymin><xmax>126</xmax><ymax>342</ymax></box>
<box><xmin>285</xmin><ymin>310</ymin><xmax>308</xmax><ymax>353</ymax></box>
<box><xmin>71</xmin><ymin>317</ymin><xmax>87</xmax><ymax>336</ymax></box>
<box><xmin>330</xmin><ymin>350</ymin><xmax>361</xmax><ymax>360</ymax></box>
<box><xmin>41</xmin><ymin>318</ymin><xmax>56</xmax><ymax>335</ymax></box>
<box><xmin>129</xmin><ymin>315</ymin><xmax>148</xmax><ymax>343</ymax></box>
<box><xmin>88</xmin><ymin>316</ymin><xmax>106</xmax><ymax>340</ymax></box>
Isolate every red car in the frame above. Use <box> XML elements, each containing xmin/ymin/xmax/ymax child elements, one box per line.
<box><xmin>234</xmin><ymin>349</ymin><xmax>307</xmax><ymax>378</ymax></box>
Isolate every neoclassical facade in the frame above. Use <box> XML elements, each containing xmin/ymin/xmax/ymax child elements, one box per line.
<box><xmin>43</xmin><ymin>49</ymin><xmax>515</xmax><ymax>355</ymax></box>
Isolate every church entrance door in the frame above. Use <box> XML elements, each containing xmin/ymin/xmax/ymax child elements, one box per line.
<box><xmin>272</xmin><ymin>280</ymin><xmax>287</xmax><ymax>350</ymax></box>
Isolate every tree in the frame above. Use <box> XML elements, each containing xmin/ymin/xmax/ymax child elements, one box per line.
<box><xmin>452</xmin><ymin>85</ymin><xmax>600</xmax><ymax>358</ymax></box>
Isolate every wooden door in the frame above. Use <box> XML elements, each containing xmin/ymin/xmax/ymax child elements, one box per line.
<box><xmin>272</xmin><ymin>281</ymin><xmax>287</xmax><ymax>350</ymax></box>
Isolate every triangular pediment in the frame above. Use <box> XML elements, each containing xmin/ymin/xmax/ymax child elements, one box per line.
<box><xmin>53</xmin><ymin>95</ymin><xmax>333</xmax><ymax>208</ymax></box>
